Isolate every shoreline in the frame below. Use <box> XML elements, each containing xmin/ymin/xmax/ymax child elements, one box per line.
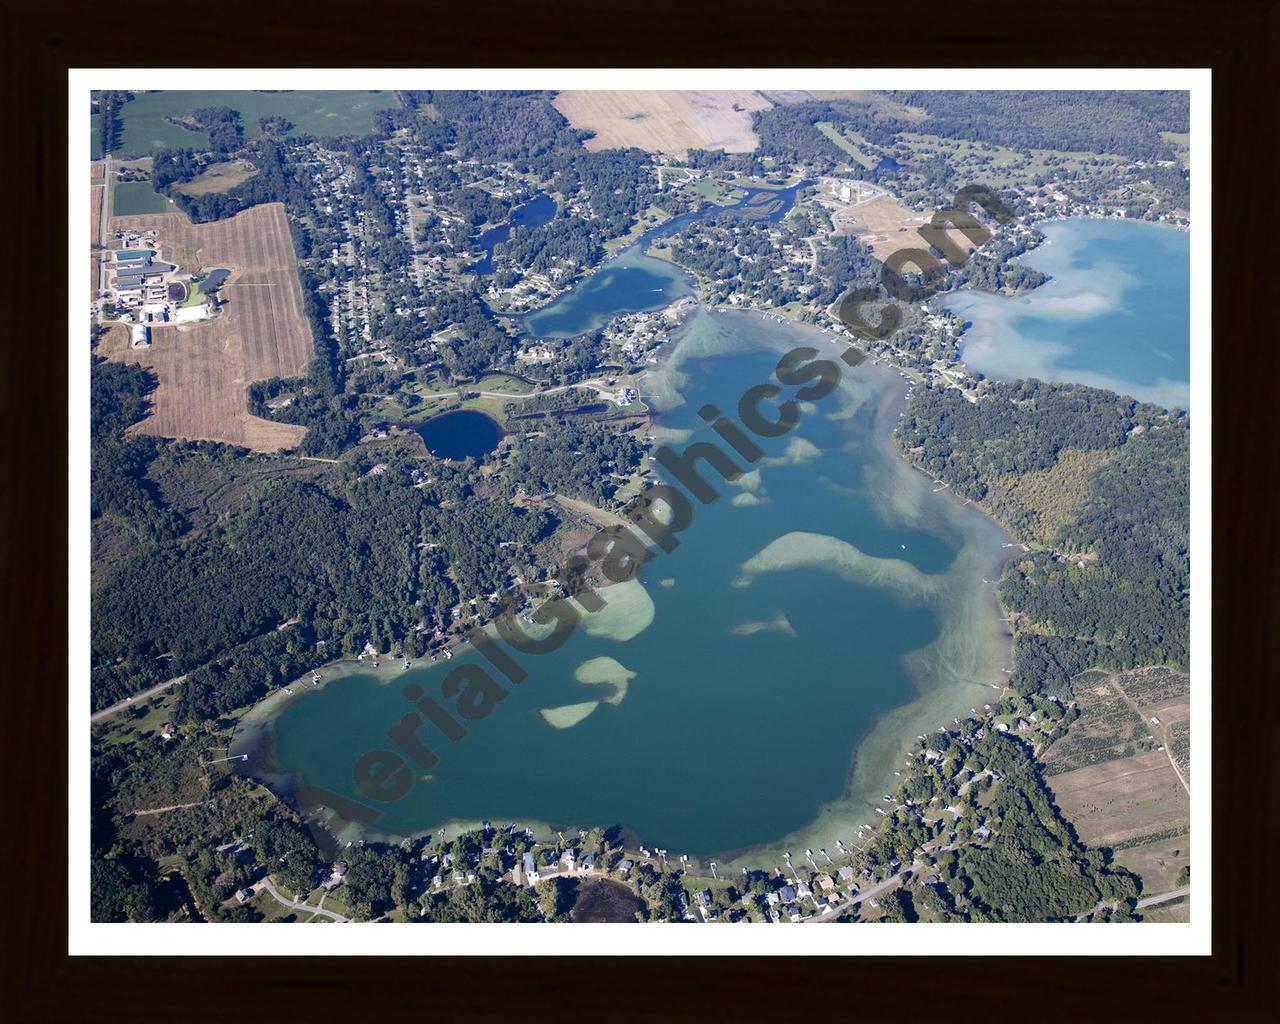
<box><xmin>234</xmin><ymin>300</ymin><xmax>1017</xmax><ymax>871</ymax></box>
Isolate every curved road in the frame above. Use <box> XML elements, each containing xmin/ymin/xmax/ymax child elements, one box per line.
<box><xmin>256</xmin><ymin>878</ymin><xmax>351</xmax><ymax>923</ymax></box>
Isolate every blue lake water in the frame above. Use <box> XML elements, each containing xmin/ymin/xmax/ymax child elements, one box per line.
<box><xmin>241</xmin><ymin>311</ymin><xmax>1011</xmax><ymax>862</ymax></box>
<box><xmin>404</xmin><ymin>409</ymin><xmax>504</xmax><ymax>461</ymax></box>
<box><xmin>943</xmin><ymin>218</ymin><xmax>1191</xmax><ymax>409</ymax></box>
<box><xmin>468</xmin><ymin>193</ymin><xmax>558</xmax><ymax>276</ymax></box>
<box><xmin>522</xmin><ymin>181</ymin><xmax>813</xmax><ymax>339</ymax></box>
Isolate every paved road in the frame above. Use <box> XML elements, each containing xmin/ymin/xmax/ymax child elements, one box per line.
<box><xmin>799</xmin><ymin>860</ymin><xmax>921</xmax><ymax>923</ymax></box>
<box><xmin>256</xmin><ymin>878</ymin><xmax>351</xmax><ymax>923</ymax></box>
<box><xmin>1136</xmin><ymin>886</ymin><xmax>1190</xmax><ymax>909</ymax></box>
<box><xmin>90</xmin><ymin>674</ymin><xmax>187</xmax><ymax>724</ymax></box>
<box><xmin>471</xmin><ymin>379</ymin><xmax>611</xmax><ymax>401</ymax></box>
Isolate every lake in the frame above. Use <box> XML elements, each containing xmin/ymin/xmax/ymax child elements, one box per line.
<box><xmin>237</xmin><ymin>310</ymin><xmax>1012</xmax><ymax>865</ymax></box>
<box><xmin>404</xmin><ymin>409</ymin><xmax>504</xmax><ymax>461</ymax></box>
<box><xmin>942</xmin><ymin>218</ymin><xmax>1191</xmax><ymax>409</ymax></box>
<box><xmin>522</xmin><ymin>180</ymin><xmax>812</xmax><ymax>339</ymax></box>
<box><xmin>468</xmin><ymin>193</ymin><xmax>558</xmax><ymax>276</ymax></box>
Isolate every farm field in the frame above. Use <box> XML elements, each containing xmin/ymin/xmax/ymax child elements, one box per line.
<box><xmin>112</xmin><ymin>180</ymin><xmax>174</xmax><ymax>216</ymax></box>
<box><xmin>554</xmin><ymin>90</ymin><xmax>772</xmax><ymax>156</ymax></box>
<box><xmin>1047</xmin><ymin>749</ymin><xmax>1189</xmax><ymax>849</ymax></box>
<box><xmin>172</xmin><ymin>159</ymin><xmax>260</xmax><ymax>197</ymax></box>
<box><xmin>101</xmin><ymin>202</ymin><xmax>313</xmax><ymax>452</ymax></box>
<box><xmin>1043</xmin><ymin>668</ymin><xmax>1191</xmax><ymax>897</ymax></box>
<box><xmin>110</xmin><ymin>90</ymin><xmax>401</xmax><ymax>158</ymax></box>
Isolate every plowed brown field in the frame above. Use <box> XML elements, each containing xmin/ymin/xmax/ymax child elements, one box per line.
<box><xmin>103</xmin><ymin>203</ymin><xmax>312</xmax><ymax>452</ymax></box>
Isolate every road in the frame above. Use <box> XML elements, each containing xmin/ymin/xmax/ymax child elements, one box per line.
<box><xmin>90</xmin><ymin>674</ymin><xmax>187</xmax><ymax>724</ymax></box>
<box><xmin>1136</xmin><ymin>886</ymin><xmax>1190</xmax><ymax>909</ymax></box>
<box><xmin>799</xmin><ymin>858</ymin><xmax>923</xmax><ymax>923</ymax></box>
<box><xmin>469</xmin><ymin>379</ymin><xmax>613</xmax><ymax>401</ymax></box>
<box><xmin>96</xmin><ymin>153</ymin><xmax>113</xmax><ymax>298</ymax></box>
<box><xmin>256</xmin><ymin>878</ymin><xmax>351</xmax><ymax>923</ymax></box>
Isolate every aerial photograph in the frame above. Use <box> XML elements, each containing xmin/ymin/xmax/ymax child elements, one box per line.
<box><xmin>85</xmin><ymin>84</ymin><xmax>1194</xmax><ymax>931</ymax></box>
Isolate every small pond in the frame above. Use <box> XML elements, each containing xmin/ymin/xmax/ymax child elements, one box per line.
<box><xmin>404</xmin><ymin>409</ymin><xmax>504</xmax><ymax>461</ymax></box>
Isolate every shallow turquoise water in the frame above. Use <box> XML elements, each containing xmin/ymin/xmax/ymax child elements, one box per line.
<box><xmin>943</xmin><ymin>218</ymin><xmax>1190</xmax><ymax>409</ymax></box>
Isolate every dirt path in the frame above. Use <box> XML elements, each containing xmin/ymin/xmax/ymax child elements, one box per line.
<box><xmin>1111</xmin><ymin>684</ymin><xmax>1190</xmax><ymax>797</ymax></box>
<box><xmin>129</xmin><ymin>801</ymin><xmax>205</xmax><ymax>817</ymax></box>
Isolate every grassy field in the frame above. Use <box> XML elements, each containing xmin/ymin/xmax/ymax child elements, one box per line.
<box><xmin>554</xmin><ymin>90</ymin><xmax>771</xmax><ymax>156</ymax></box>
<box><xmin>109</xmin><ymin>90</ymin><xmax>401</xmax><ymax>158</ymax></box>
<box><xmin>112</xmin><ymin>180</ymin><xmax>174</xmax><ymax>216</ymax></box>
<box><xmin>682</xmin><ymin>177</ymin><xmax>747</xmax><ymax>205</ymax></box>
<box><xmin>102</xmin><ymin>203</ymin><xmax>313</xmax><ymax>452</ymax></box>
<box><xmin>816</xmin><ymin>122</ymin><xmax>875</xmax><ymax>168</ymax></box>
<box><xmin>830</xmin><ymin>192</ymin><xmax>931</xmax><ymax>263</ymax></box>
<box><xmin>172</xmin><ymin>159</ymin><xmax>260</xmax><ymax>197</ymax></box>
<box><xmin>891</xmin><ymin>131</ymin><xmax>1127</xmax><ymax>196</ymax></box>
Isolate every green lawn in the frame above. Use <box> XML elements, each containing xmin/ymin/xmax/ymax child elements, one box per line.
<box><xmin>108</xmin><ymin>91</ymin><xmax>402</xmax><ymax>159</ymax></box>
<box><xmin>112</xmin><ymin>180</ymin><xmax>174</xmax><ymax>216</ymax></box>
<box><xmin>181</xmin><ymin>279</ymin><xmax>206</xmax><ymax>307</ymax></box>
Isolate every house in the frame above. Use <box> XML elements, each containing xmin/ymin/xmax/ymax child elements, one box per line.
<box><xmin>779</xmin><ymin>885</ymin><xmax>797</xmax><ymax>903</ymax></box>
<box><xmin>562</xmin><ymin>849</ymin><xmax>575</xmax><ymax>872</ymax></box>
<box><xmin>974</xmin><ymin>825</ymin><xmax>992</xmax><ymax>841</ymax></box>
<box><xmin>159</xmin><ymin>722</ymin><xmax>175</xmax><ymax>740</ymax></box>
<box><xmin>695</xmin><ymin>889</ymin><xmax>712</xmax><ymax>907</ymax></box>
<box><xmin>619</xmin><ymin>859</ymin><xmax>633</xmax><ymax>876</ymax></box>
<box><xmin>236</xmin><ymin>887</ymin><xmax>255</xmax><ymax>904</ymax></box>
<box><xmin>816</xmin><ymin>873</ymin><xmax>835</xmax><ymax>892</ymax></box>
<box><xmin>837</xmin><ymin>866</ymin><xmax>855</xmax><ymax>884</ymax></box>
<box><xmin>578</xmin><ymin>852</ymin><xmax>595</xmax><ymax>872</ymax></box>
<box><xmin>523</xmin><ymin>852</ymin><xmax>539</xmax><ymax>883</ymax></box>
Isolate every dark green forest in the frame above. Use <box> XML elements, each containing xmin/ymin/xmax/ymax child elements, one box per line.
<box><xmin>900</xmin><ymin>379</ymin><xmax>1189</xmax><ymax>695</ymax></box>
